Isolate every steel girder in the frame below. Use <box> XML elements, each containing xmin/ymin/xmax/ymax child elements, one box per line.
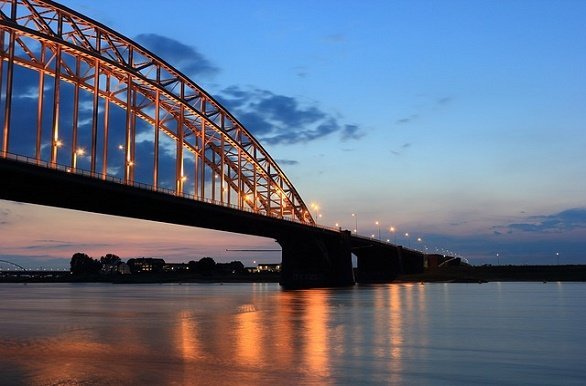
<box><xmin>0</xmin><ymin>0</ymin><xmax>314</xmax><ymax>224</ymax></box>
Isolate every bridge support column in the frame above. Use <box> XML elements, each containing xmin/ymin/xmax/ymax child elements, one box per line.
<box><xmin>354</xmin><ymin>245</ymin><xmax>425</xmax><ymax>283</ymax></box>
<box><xmin>354</xmin><ymin>245</ymin><xmax>402</xmax><ymax>283</ymax></box>
<box><xmin>399</xmin><ymin>247</ymin><xmax>425</xmax><ymax>274</ymax></box>
<box><xmin>278</xmin><ymin>230</ymin><xmax>355</xmax><ymax>289</ymax></box>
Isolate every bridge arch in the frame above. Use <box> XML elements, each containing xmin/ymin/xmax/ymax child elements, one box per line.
<box><xmin>0</xmin><ymin>0</ymin><xmax>313</xmax><ymax>223</ymax></box>
<box><xmin>0</xmin><ymin>259</ymin><xmax>26</xmax><ymax>270</ymax></box>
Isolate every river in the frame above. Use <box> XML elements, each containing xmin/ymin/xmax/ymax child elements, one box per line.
<box><xmin>0</xmin><ymin>282</ymin><xmax>584</xmax><ymax>385</ymax></box>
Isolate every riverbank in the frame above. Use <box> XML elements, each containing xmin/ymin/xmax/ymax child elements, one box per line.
<box><xmin>394</xmin><ymin>265</ymin><xmax>586</xmax><ymax>283</ymax></box>
<box><xmin>2</xmin><ymin>265</ymin><xmax>586</xmax><ymax>284</ymax></box>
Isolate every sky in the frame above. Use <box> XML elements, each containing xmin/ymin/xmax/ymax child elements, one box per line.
<box><xmin>1</xmin><ymin>0</ymin><xmax>585</xmax><ymax>268</ymax></box>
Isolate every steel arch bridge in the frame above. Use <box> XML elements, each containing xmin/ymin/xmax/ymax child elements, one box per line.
<box><xmin>0</xmin><ymin>0</ymin><xmax>314</xmax><ymax>224</ymax></box>
<box><xmin>0</xmin><ymin>259</ymin><xmax>26</xmax><ymax>270</ymax></box>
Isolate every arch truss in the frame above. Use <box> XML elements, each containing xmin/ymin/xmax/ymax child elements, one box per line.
<box><xmin>0</xmin><ymin>0</ymin><xmax>314</xmax><ymax>224</ymax></box>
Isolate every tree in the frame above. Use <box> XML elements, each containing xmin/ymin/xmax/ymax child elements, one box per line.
<box><xmin>228</xmin><ymin>261</ymin><xmax>245</xmax><ymax>274</ymax></box>
<box><xmin>198</xmin><ymin>257</ymin><xmax>216</xmax><ymax>273</ymax></box>
<box><xmin>100</xmin><ymin>253</ymin><xmax>122</xmax><ymax>274</ymax></box>
<box><xmin>70</xmin><ymin>252</ymin><xmax>102</xmax><ymax>275</ymax></box>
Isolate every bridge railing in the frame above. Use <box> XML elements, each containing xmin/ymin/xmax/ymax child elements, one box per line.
<box><xmin>2</xmin><ymin>152</ymin><xmax>342</xmax><ymax>232</ymax></box>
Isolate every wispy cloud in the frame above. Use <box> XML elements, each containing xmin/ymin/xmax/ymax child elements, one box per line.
<box><xmin>395</xmin><ymin>95</ymin><xmax>453</xmax><ymax>125</ymax></box>
<box><xmin>390</xmin><ymin>142</ymin><xmax>412</xmax><ymax>156</ymax></box>
<box><xmin>276</xmin><ymin>159</ymin><xmax>299</xmax><ymax>166</ymax></box>
<box><xmin>0</xmin><ymin>208</ymin><xmax>10</xmax><ymax>225</ymax></box>
<box><xmin>436</xmin><ymin>96</ymin><xmax>452</xmax><ymax>105</ymax></box>
<box><xmin>218</xmin><ymin>86</ymin><xmax>364</xmax><ymax>145</ymax></box>
<box><xmin>23</xmin><ymin>239</ymin><xmax>111</xmax><ymax>251</ymax></box>
<box><xmin>496</xmin><ymin>208</ymin><xmax>586</xmax><ymax>234</ymax></box>
<box><xmin>396</xmin><ymin>114</ymin><xmax>418</xmax><ymax>125</ymax></box>
<box><xmin>135</xmin><ymin>33</ymin><xmax>219</xmax><ymax>77</ymax></box>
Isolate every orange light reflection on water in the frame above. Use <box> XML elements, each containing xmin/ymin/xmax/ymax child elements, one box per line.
<box><xmin>302</xmin><ymin>289</ymin><xmax>331</xmax><ymax>378</ymax></box>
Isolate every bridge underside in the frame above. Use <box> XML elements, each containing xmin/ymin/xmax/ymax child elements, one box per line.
<box><xmin>0</xmin><ymin>158</ymin><xmax>359</xmax><ymax>288</ymax></box>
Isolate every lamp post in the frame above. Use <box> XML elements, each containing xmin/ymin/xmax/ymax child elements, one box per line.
<box><xmin>352</xmin><ymin>213</ymin><xmax>358</xmax><ymax>234</ymax></box>
<box><xmin>52</xmin><ymin>138</ymin><xmax>63</xmax><ymax>164</ymax></box>
<box><xmin>375</xmin><ymin>221</ymin><xmax>381</xmax><ymax>240</ymax></box>
<box><xmin>556</xmin><ymin>252</ymin><xmax>560</xmax><ymax>265</ymax></box>
<box><xmin>390</xmin><ymin>226</ymin><xmax>396</xmax><ymax>244</ymax></box>
<box><xmin>405</xmin><ymin>232</ymin><xmax>410</xmax><ymax>248</ymax></box>
<box><xmin>72</xmin><ymin>147</ymin><xmax>85</xmax><ymax>170</ymax></box>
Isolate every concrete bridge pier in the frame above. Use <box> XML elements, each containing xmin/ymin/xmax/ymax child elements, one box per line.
<box><xmin>399</xmin><ymin>247</ymin><xmax>425</xmax><ymax>274</ymax></box>
<box><xmin>354</xmin><ymin>244</ymin><xmax>402</xmax><ymax>283</ymax></box>
<box><xmin>278</xmin><ymin>230</ymin><xmax>355</xmax><ymax>289</ymax></box>
<box><xmin>354</xmin><ymin>245</ymin><xmax>425</xmax><ymax>283</ymax></box>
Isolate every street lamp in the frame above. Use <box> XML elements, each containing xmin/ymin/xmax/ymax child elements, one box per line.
<box><xmin>310</xmin><ymin>203</ymin><xmax>320</xmax><ymax>223</ymax></box>
<box><xmin>556</xmin><ymin>252</ymin><xmax>560</xmax><ymax>265</ymax></box>
<box><xmin>352</xmin><ymin>213</ymin><xmax>358</xmax><ymax>234</ymax></box>
<box><xmin>404</xmin><ymin>232</ymin><xmax>410</xmax><ymax>248</ymax></box>
<box><xmin>72</xmin><ymin>147</ymin><xmax>85</xmax><ymax>170</ymax></box>
<box><xmin>375</xmin><ymin>221</ymin><xmax>381</xmax><ymax>240</ymax></box>
<box><xmin>390</xmin><ymin>226</ymin><xmax>396</xmax><ymax>244</ymax></box>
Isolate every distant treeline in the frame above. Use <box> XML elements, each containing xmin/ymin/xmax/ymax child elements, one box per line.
<box><xmin>69</xmin><ymin>253</ymin><xmax>245</xmax><ymax>276</ymax></box>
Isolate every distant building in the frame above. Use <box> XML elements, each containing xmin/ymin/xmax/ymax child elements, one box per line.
<box><xmin>257</xmin><ymin>263</ymin><xmax>281</xmax><ymax>273</ymax></box>
<box><xmin>127</xmin><ymin>258</ymin><xmax>165</xmax><ymax>273</ymax></box>
<box><xmin>163</xmin><ymin>263</ymin><xmax>190</xmax><ymax>272</ymax></box>
<box><xmin>117</xmin><ymin>262</ymin><xmax>131</xmax><ymax>275</ymax></box>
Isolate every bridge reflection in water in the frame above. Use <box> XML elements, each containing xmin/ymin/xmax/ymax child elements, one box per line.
<box><xmin>0</xmin><ymin>283</ymin><xmax>429</xmax><ymax>385</ymax></box>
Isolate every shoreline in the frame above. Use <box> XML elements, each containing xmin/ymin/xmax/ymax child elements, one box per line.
<box><xmin>2</xmin><ymin>265</ymin><xmax>586</xmax><ymax>284</ymax></box>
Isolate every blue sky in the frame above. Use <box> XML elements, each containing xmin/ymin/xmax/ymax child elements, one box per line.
<box><xmin>1</xmin><ymin>0</ymin><xmax>585</xmax><ymax>268</ymax></box>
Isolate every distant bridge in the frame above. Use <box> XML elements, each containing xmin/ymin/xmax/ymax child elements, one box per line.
<box><xmin>0</xmin><ymin>259</ymin><xmax>26</xmax><ymax>270</ymax></box>
<box><xmin>0</xmin><ymin>0</ymin><xmax>425</xmax><ymax>287</ymax></box>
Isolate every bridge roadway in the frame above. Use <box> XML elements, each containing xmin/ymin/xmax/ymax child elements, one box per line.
<box><xmin>0</xmin><ymin>157</ymin><xmax>424</xmax><ymax>288</ymax></box>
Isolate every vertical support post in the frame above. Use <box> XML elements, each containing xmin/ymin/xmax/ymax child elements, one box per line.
<box><xmin>280</xmin><ymin>179</ymin><xmax>284</xmax><ymax>218</ymax></box>
<box><xmin>153</xmin><ymin>88</ymin><xmax>160</xmax><ymax>190</ymax></box>
<box><xmin>236</xmin><ymin>128</ymin><xmax>242</xmax><ymax>209</ymax></box>
<box><xmin>0</xmin><ymin>30</ymin><xmax>5</xmax><ymax>148</ymax></box>
<box><xmin>211</xmin><ymin>150</ymin><xmax>216</xmax><ymax>202</ymax></box>
<box><xmin>130</xmin><ymin>84</ymin><xmax>137</xmax><ymax>182</ymax></box>
<box><xmin>50</xmin><ymin>45</ymin><xmax>62</xmax><ymax>165</ymax></box>
<box><xmin>220</xmin><ymin>114</ymin><xmax>225</xmax><ymax>204</ymax></box>
<box><xmin>2</xmin><ymin>20</ymin><xmax>16</xmax><ymax>157</ymax></box>
<box><xmin>35</xmin><ymin>43</ymin><xmax>45</xmax><ymax>162</ymax></box>
<box><xmin>199</xmin><ymin>98</ymin><xmax>205</xmax><ymax>200</ymax></box>
<box><xmin>176</xmin><ymin>85</ymin><xmax>184</xmax><ymax>195</ymax></box>
<box><xmin>101</xmin><ymin>75</ymin><xmax>110</xmax><ymax>178</ymax></box>
<box><xmin>90</xmin><ymin>58</ymin><xmax>100</xmax><ymax>173</ymax></box>
<box><xmin>70</xmin><ymin>57</ymin><xmax>80</xmax><ymax>170</ymax></box>
<box><xmin>124</xmin><ymin>73</ymin><xmax>132</xmax><ymax>183</ymax></box>
<box><xmin>253</xmin><ymin>148</ymin><xmax>257</xmax><ymax>212</ymax></box>
<box><xmin>267</xmin><ymin>165</ymin><xmax>272</xmax><ymax>216</ymax></box>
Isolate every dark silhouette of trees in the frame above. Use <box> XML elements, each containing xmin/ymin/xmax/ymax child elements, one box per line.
<box><xmin>100</xmin><ymin>254</ymin><xmax>122</xmax><ymax>274</ymax></box>
<box><xmin>70</xmin><ymin>253</ymin><xmax>102</xmax><ymax>275</ymax></box>
<box><xmin>216</xmin><ymin>261</ymin><xmax>245</xmax><ymax>274</ymax></box>
<box><xmin>187</xmin><ymin>257</ymin><xmax>216</xmax><ymax>274</ymax></box>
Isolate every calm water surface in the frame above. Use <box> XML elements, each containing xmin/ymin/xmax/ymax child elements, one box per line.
<box><xmin>0</xmin><ymin>282</ymin><xmax>584</xmax><ymax>385</ymax></box>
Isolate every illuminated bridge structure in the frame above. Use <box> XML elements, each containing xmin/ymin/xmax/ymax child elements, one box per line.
<box><xmin>0</xmin><ymin>0</ymin><xmax>423</xmax><ymax>288</ymax></box>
